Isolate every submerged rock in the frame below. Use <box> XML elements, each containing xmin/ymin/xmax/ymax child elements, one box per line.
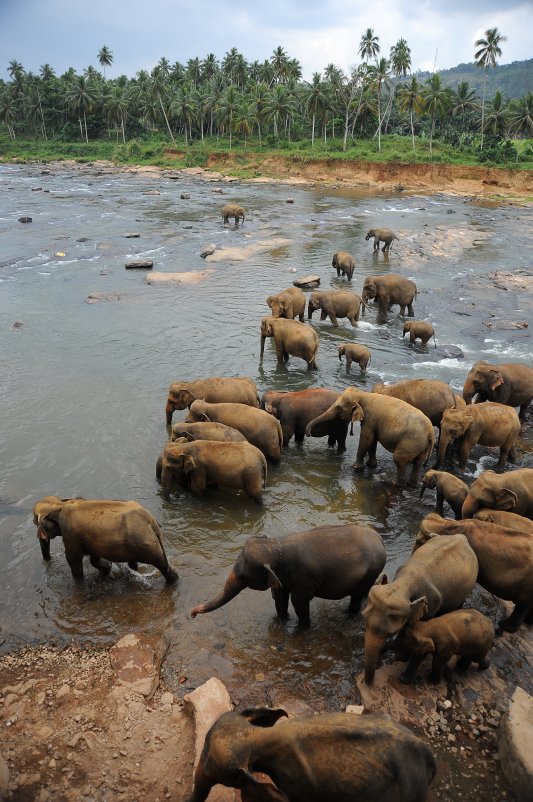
<box><xmin>145</xmin><ymin>270</ymin><xmax>213</xmax><ymax>285</ymax></box>
<box><xmin>18</xmin><ymin>216</ymin><xmax>32</xmax><ymax>224</ymax></box>
<box><xmin>293</xmin><ymin>274</ymin><xmax>321</xmax><ymax>289</ymax></box>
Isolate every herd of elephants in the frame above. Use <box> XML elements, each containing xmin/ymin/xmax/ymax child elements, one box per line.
<box><xmin>31</xmin><ymin>211</ymin><xmax>533</xmax><ymax>802</ymax></box>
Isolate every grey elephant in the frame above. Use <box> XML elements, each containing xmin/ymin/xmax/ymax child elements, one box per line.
<box><xmin>260</xmin><ymin>317</ymin><xmax>318</xmax><ymax>370</ymax></box>
<box><xmin>366</xmin><ymin>227</ymin><xmax>397</xmax><ymax>252</ymax></box>
<box><xmin>190</xmin><ymin>524</ymin><xmax>386</xmax><ymax>626</ymax></box>
<box><xmin>32</xmin><ymin>496</ymin><xmax>178</xmax><ymax>583</ymax></box>
<box><xmin>307</xmin><ymin>290</ymin><xmax>362</xmax><ymax>327</ymax></box>
<box><xmin>331</xmin><ymin>251</ymin><xmax>355</xmax><ymax>280</ymax></box>
<box><xmin>186</xmin><ymin>708</ymin><xmax>436</xmax><ymax>802</ymax></box>
<box><xmin>267</xmin><ymin>287</ymin><xmax>306</xmax><ymax>321</ymax></box>
<box><xmin>362</xmin><ymin>274</ymin><xmax>417</xmax><ymax>317</ymax></box>
<box><xmin>222</xmin><ymin>203</ymin><xmax>245</xmax><ymax>224</ymax></box>
<box><xmin>338</xmin><ymin>342</ymin><xmax>371</xmax><ymax>372</ymax></box>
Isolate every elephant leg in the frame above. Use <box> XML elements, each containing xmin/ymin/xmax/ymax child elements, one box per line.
<box><xmin>456</xmin><ymin>656</ymin><xmax>472</xmax><ymax>671</ymax></box>
<box><xmin>327</xmin><ymin>433</ymin><xmax>336</xmax><ymax>447</ymax></box>
<box><xmin>320</xmin><ymin>311</ymin><xmax>327</xmax><ymax>320</ymax></box>
<box><xmin>348</xmin><ymin>595</ymin><xmax>362</xmax><ymax>615</ymax></box>
<box><xmin>328</xmin><ymin>312</ymin><xmax>339</xmax><ymax>326</ymax></box>
<box><xmin>243</xmin><ymin>471</ymin><xmax>264</xmax><ymax>506</ymax></box>
<box><xmin>435</xmin><ymin>489</ymin><xmax>445</xmax><ymax>516</ymax></box>
<box><xmin>393</xmin><ymin>456</ymin><xmax>408</xmax><ymax>488</ymax></box>
<box><xmin>400</xmin><ymin>655</ymin><xmax>426</xmax><ymax>684</ymax></box>
<box><xmin>457</xmin><ymin>440</ymin><xmax>471</xmax><ymax>472</ymax></box>
<box><xmin>508</xmin><ymin>445</ymin><xmax>517</xmax><ymax>463</ymax></box>
<box><xmin>189</xmin><ymin>469</ymin><xmax>207</xmax><ymax>497</ymax></box>
<box><xmin>524</xmin><ymin>606</ymin><xmax>533</xmax><ymax>625</ymax></box>
<box><xmin>496</xmin><ymin>444</ymin><xmax>512</xmax><ymax>470</ymax></box>
<box><xmin>274</xmin><ymin>342</ymin><xmax>285</xmax><ymax>362</ymax></box>
<box><xmin>366</xmin><ymin>441</ymin><xmax>378</xmax><ymax>468</ymax></box>
<box><xmin>428</xmin><ymin>654</ymin><xmax>445</xmax><ymax>684</ymax></box>
<box><xmin>519</xmin><ymin>401</ymin><xmax>530</xmax><ymax>420</ymax></box>
<box><xmin>498</xmin><ymin>603</ymin><xmax>528</xmax><ymax>633</ymax></box>
<box><xmin>345</xmin><ymin>355</ymin><xmax>352</xmax><ymax>372</ymax></box>
<box><xmin>272</xmin><ymin>587</ymin><xmax>290</xmax><ymax>619</ymax></box>
<box><xmin>336</xmin><ymin>424</ymin><xmax>348</xmax><ymax>454</ymax></box>
<box><xmin>64</xmin><ymin>548</ymin><xmax>84</xmax><ymax>581</ymax></box>
<box><xmin>352</xmin><ymin>428</ymin><xmax>374</xmax><ymax>470</ymax></box>
<box><xmin>407</xmin><ymin>302</ymin><xmax>414</xmax><ymax>317</ymax></box>
<box><xmin>408</xmin><ymin>456</ymin><xmax>425</xmax><ymax>488</ymax></box>
<box><xmin>291</xmin><ymin>594</ymin><xmax>311</xmax><ymax>627</ymax></box>
<box><xmin>307</xmin><ymin>356</ymin><xmax>318</xmax><ymax>371</ymax></box>
<box><xmin>90</xmin><ymin>555</ymin><xmax>112</xmax><ymax>574</ymax></box>
<box><xmin>283</xmin><ymin>350</ymin><xmax>290</xmax><ymax>363</ymax></box>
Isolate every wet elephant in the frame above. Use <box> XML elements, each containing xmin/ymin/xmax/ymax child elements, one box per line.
<box><xmin>362</xmin><ymin>533</ymin><xmax>478</xmax><ymax>683</ymax></box>
<box><xmin>266</xmin><ymin>287</ymin><xmax>306</xmax><ymax>321</ymax></box>
<box><xmin>190</xmin><ymin>524</ymin><xmax>386</xmax><ymax>626</ymax></box>
<box><xmin>307</xmin><ymin>290</ymin><xmax>362</xmax><ymax>327</ymax></box>
<box><xmin>186</xmin><ymin>707</ymin><xmax>436</xmax><ymax>802</ymax></box>
<box><xmin>403</xmin><ymin>320</ymin><xmax>436</xmax><ymax>347</ymax></box>
<box><xmin>365</xmin><ymin>227</ymin><xmax>397</xmax><ymax>252</ymax></box>
<box><xmin>222</xmin><ymin>203</ymin><xmax>245</xmax><ymax>225</ymax></box>
<box><xmin>260</xmin><ymin>317</ymin><xmax>318</xmax><ymax>370</ymax></box>
<box><xmin>262</xmin><ymin>388</ymin><xmax>347</xmax><ymax>450</ymax></box>
<box><xmin>362</xmin><ymin>274</ymin><xmax>417</xmax><ymax>317</ymax></box>
<box><xmin>463</xmin><ymin>361</ymin><xmax>533</xmax><ymax>419</ymax></box>
<box><xmin>419</xmin><ymin>469</ymin><xmax>469</xmax><ymax>520</ymax></box>
<box><xmin>372</xmin><ymin>378</ymin><xmax>456</xmax><ymax>429</ymax></box>
<box><xmin>338</xmin><ymin>342</ymin><xmax>371</xmax><ymax>372</ymax></box>
<box><xmin>473</xmin><ymin>508</ymin><xmax>533</xmax><ymax>534</ymax></box>
<box><xmin>331</xmin><ymin>250</ymin><xmax>355</xmax><ymax>280</ymax></box>
<box><xmin>461</xmin><ymin>468</ymin><xmax>533</xmax><ymax>519</ymax></box>
<box><xmin>32</xmin><ymin>496</ymin><xmax>178</xmax><ymax>583</ymax></box>
<box><xmin>437</xmin><ymin>402</ymin><xmax>520</xmax><ymax>471</ymax></box>
<box><xmin>165</xmin><ymin>377</ymin><xmax>259</xmax><ymax>425</ymax></box>
<box><xmin>170</xmin><ymin>421</ymin><xmax>246</xmax><ymax>443</ymax></box>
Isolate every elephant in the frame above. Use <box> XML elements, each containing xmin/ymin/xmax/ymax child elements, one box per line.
<box><xmin>419</xmin><ymin>469</ymin><xmax>469</xmax><ymax>520</ymax></box>
<box><xmin>365</xmin><ymin>227</ymin><xmax>397</xmax><ymax>252</ymax></box>
<box><xmin>463</xmin><ymin>361</ymin><xmax>533</xmax><ymax>419</ymax></box>
<box><xmin>266</xmin><ymin>287</ymin><xmax>306</xmax><ymax>321</ymax></box>
<box><xmin>222</xmin><ymin>203</ymin><xmax>245</xmax><ymax>225</ymax></box>
<box><xmin>186</xmin><ymin>399</ymin><xmax>283</xmax><ymax>464</ymax></box>
<box><xmin>461</xmin><ymin>468</ymin><xmax>533</xmax><ymax>519</ymax></box>
<box><xmin>306</xmin><ymin>388</ymin><xmax>435</xmax><ymax>488</ymax></box>
<box><xmin>190</xmin><ymin>524</ymin><xmax>386</xmax><ymax>626</ymax></box>
<box><xmin>416</xmin><ymin>513</ymin><xmax>533</xmax><ymax>632</ymax></box>
<box><xmin>331</xmin><ymin>250</ymin><xmax>355</xmax><ymax>280</ymax></box>
<box><xmin>158</xmin><ymin>439</ymin><xmax>267</xmax><ymax>504</ymax></box>
<box><xmin>474</xmin><ymin>508</ymin><xmax>533</xmax><ymax>534</ymax></box>
<box><xmin>437</xmin><ymin>402</ymin><xmax>521</xmax><ymax>471</ymax></box>
<box><xmin>165</xmin><ymin>377</ymin><xmax>259</xmax><ymax>424</ymax></box>
<box><xmin>170</xmin><ymin>421</ymin><xmax>246</xmax><ymax>443</ymax></box>
<box><xmin>338</xmin><ymin>342</ymin><xmax>371</xmax><ymax>372</ymax></box>
<box><xmin>186</xmin><ymin>707</ymin><xmax>436</xmax><ymax>802</ymax></box>
<box><xmin>32</xmin><ymin>496</ymin><xmax>178</xmax><ymax>583</ymax></box>
<box><xmin>362</xmin><ymin>533</ymin><xmax>478</xmax><ymax>683</ymax></box>
<box><xmin>403</xmin><ymin>320</ymin><xmax>436</xmax><ymax>348</ymax></box>
<box><xmin>307</xmin><ymin>290</ymin><xmax>362</xmax><ymax>327</ymax></box>
<box><xmin>362</xmin><ymin>274</ymin><xmax>417</xmax><ymax>317</ymax></box>
<box><xmin>261</xmin><ymin>388</ymin><xmax>347</xmax><ymax>451</ymax></box>
<box><xmin>399</xmin><ymin>609</ymin><xmax>494</xmax><ymax>684</ymax></box>
<box><xmin>372</xmin><ymin>378</ymin><xmax>456</xmax><ymax>429</ymax></box>
<box><xmin>260</xmin><ymin>317</ymin><xmax>318</xmax><ymax>371</ymax></box>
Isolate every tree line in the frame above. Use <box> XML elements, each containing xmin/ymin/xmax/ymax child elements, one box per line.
<box><xmin>1</xmin><ymin>30</ymin><xmax>532</xmax><ymax>159</ymax></box>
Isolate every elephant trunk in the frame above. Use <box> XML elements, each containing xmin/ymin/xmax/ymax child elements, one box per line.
<box><xmin>38</xmin><ymin>530</ymin><xmax>51</xmax><ymax>560</ymax></box>
<box><xmin>190</xmin><ymin>570</ymin><xmax>247</xmax><ymax>618</ymax></box>
<box><xmin>462</xmin><ymin>381</ymin><xmax>475</xmax><ymax>405</ymax></box>
<box><xmin>364</xmin><ymin>628</ymin><xmax>387</xmax><ymax>685</ymax></box>
<box><xmin>165</xmin><ymin>400</ymin><xmax>174</xmax><ymax>425</ymax></box>
<box><xmin>305</xmin><ymin>408</ymin><xmax>336</xmax><ymax>438</ymax></box>
<box><xmin>436</xmin><ymin>431</ymin><xmax>453</xmax><ymax>469</ymax></box>
<box><xmin>461</xmin><ymin>495</ymin><xmax>478</xmax><ymax>519</ymax></box>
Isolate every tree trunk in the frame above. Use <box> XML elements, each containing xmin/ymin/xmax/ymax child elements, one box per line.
<box><xmin>410</xmin><ymin>109</ymin><xmax>415</xmax><ymax>152</ymax></box>
<box><xmin>158</xmin><ymin>93</ymin><xmax>176</xmax><ymax>143</ymax></box>
<box><xmin>480</xmin><ymin>69</ymin><xmax>487</xmax><ymax>152</ymax></box>
<box><xmin>311</xmin><ymin>113</ymin><xmax>315</xmax><ymax>148</ymax></box>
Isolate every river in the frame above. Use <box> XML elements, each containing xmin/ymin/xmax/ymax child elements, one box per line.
<box><xmin>0</xmin><ymin>162</ymin><xmax>531</xmax><ymax>708</ymax></box>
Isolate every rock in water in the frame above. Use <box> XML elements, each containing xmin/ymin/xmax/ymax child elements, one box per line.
<box><xmin>18</xmin><ymin>216</ymin><xmax>32</xmax><ymax>223</ymax></box>
<box><xmin>125</xmin><ymin>259</ymin><xmax>153</xmax><ymax>270</ymax></box>
<box><xmin>293</xmin><ymin>274</ymin><xmax>321</xmax><ymax>289</ymax></box>
<box><xmin>200</xmin><ymin>244</ymin><xmax>216</xmax><ymax>259</ymax></box>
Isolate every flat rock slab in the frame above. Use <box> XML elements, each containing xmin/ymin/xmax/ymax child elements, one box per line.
<box><xmin>293</xmin><ymin>274</ymin><xmax>321</xmax><ymax>289</ymax></box>
<box><xmin>109</xmin><ymin>633</ymin><xmax>167</xmax><ymax>699</ymax></box>
<box><xmin>125</xmin><ymin>259</ymin><xmax>153</xmax><ymax>269</ymax></box>
<box><xmin>499</xmin><ymin>686</ymin><xmax>533</xmax><ymax>802</ymax></box>
<box><xmin>145</xmin><ymin>270</ymin><xmax>213</xmax><ymax>285</ymax></box>
<box><xmin>86</xmin><ymin>293</ymin><xmax>122</xmax><ymax>303</ymax></box>
<box><xmin>490</xmin><ymin>270</ymin><xmax>533</xmax><ymax>292</ymax></box>
<box><xmin>205</xmin><ymin>238</ymin><xmax>291</xmax><ymax>262</ymax></box>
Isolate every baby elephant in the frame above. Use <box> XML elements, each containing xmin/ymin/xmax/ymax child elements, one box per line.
<box><xmin>222</xmin><ymin>203</ymin><xmax>245</xmax><ymax>225</ymax></box>
<box><xmin>331</xmin><ymin>250</ymin><xmax>355</xmax><ymax>280</ymax></box>
<box><xmin>366</xmin><ymin>227</ymin><xmax>397</xmax><ymax>252</ymax></box>
<box><xmin>338</xmin><ymin>342</ymin><xmax>371</xmax><ymax>372</ymax></box>
<box><xmin>403</xmin><ymin>320</ymin><xmax>436</xmax><ymax>347</ymax></box>
<box><xmin>186</xmin><ymin>708</ymin><xmax>436</xmax><ymax>802</ymax></box>
<box><xmin>400</xmin><ymin>609</ymin><xmax>494</xmax><ymax>684</ymax></box>
<box><xmin>419</xmin><ymin>469</ymin><xmax>469</xmax><ymax>520</ymax></box>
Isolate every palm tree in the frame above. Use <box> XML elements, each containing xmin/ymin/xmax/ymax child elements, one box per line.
<box><xmin>104</xmin><ymin>84</ymin><xmax>129</xmax><ymax>142</ymax></box>
<box><xmin>422</xmin><ymin>73</ymin><xmax>452</xmax><ymax>153</ymax></box>
<box><xmin>474</xmin><ymin>27</ymin><xmax>506</xmax><ymax>151</ymax></box>
<box><xmin>171</xmin><ymin>85</ymin><xmax>196</xmax><ymax>144</ymax></box>
<box><xmin>233</xmin><ymin>99</ymin><xmax>254</xmax><ymax>148</ymax></box>
<box><xmin>266</xmin><ymin>85</ymin><xmax>293</xmax><ymax>144</ymax></box>
<box><xmin>65</xmin><ymin>75</ymin><xmax>98</xmax><ymax>142</ymax></box>
<box><xmin>150</xmin><ymin>65</ymin><xmax>175</xmax><ymax>142</ymax></box>
<box><xmin>396</xmin><ymin>77</ymin><xmax>424</xmax><ymax>152</ymax></box>
<box><xmin>390</xmin><ymin>38</ymin><xmax>411</xmax><ymax>78</ymax></box>
<box><xmin>0</xmin><ymin>88</ymin><xmax>18</xmax><ymax>139</ymax></box>
<box><xmin>218</xmin><ymin>85</ymin><xmax>239</xmax><ymax>148</ymax></box>
<box><xmin>451</xmin><ymin>82</ymin><xmax>478</xmax><ymax>132</ymax></box>
<box><xmin>186</xmin><ymin>58</ymin><xmax>201</xmax><ymax>88</ymax></box>
<box><xmin>305</xmin><ymin>73</ymin><xmax>328</xmax><ymax>148</ymax></box>
<box><xmin>368</xmin><ymin>57</ymin><xmax>391</xmax><ymax>151</ymax></box>
<box><xmin>252</xmin><ymin>83</ymin><xmax>269</xmax><ymax>146</ymax></box>
<box><xmin>97</xmin><ymin>46</ymin><xmax>113</xmax><ymax>79</ymax></box>
<box><xmin>39</xmin><ymin>64</ymin><xmax>55</xmax><ymax>81</ymax></box>
<box><xmin>270</xmin><ymin>46</ymin><xmax>290</xmax><ymax>85</ymax></box>
<box><xmin>509</xmin><ymin>92</ymin><xmax>533</xmax><ymax>138</ymax></box>
<box><xmin>353</xmin><ymin>29</ymin><xmax>380</xmax><ymax>137</ymax></box>
<box><xmin>8</xmin><ymin>60</ymin><xmax>24</xmax><ymax>80</ymax></box>
<box><xmin>484</xmin><ymin>90</ymin><xmax>509</xmax><ymax>138</ymax></box>
<box><xmin>201</xmin><ymin>54</ymin><xmax>218</xmax><ymax>83</ymax></box>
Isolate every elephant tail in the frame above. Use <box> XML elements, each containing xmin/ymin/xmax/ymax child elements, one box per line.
<box><xmin>432</xmin><ymin>332</ymin><xmax>437</xmax><ymax>349</ymax></box>
<box><xmin>423</xmin><ymin>429</ymin><xmax>435</xmax><ymax>467</ymax></box>
<box><xmin>152</xmin><ymin>519</ymin><xmax>173</xmax><ymax>573</ymax></box>
<box><xmin>262</xmin><ymin>456</ymin><xmax>268</xmax><ymax>489</ymax></box>
<box><xmin>275</xmin><ymin>419</ymin><xmax>283</xmax><ymax>452</ymax></box>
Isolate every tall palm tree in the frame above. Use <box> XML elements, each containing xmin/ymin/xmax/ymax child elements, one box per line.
<box><xmin>396</xmin><ymin>76</ymin><xmax>424</xmax><ymax>152</ymax></box>
<box><xmin>353</xmin><ymin>28</ymin><xmax>380</xmax><ymax>137</ymax></box>
<box><xmin>266</xmin><ymin>84</ymin><xmax>293</xmax><ymax>143</ymax></box>
<box><xmin>66</xmin><ymin>75</ymin><xmax>98</xmax><ymax>142</ymax></box>
<box><xmin>474</xmin><ymin>27</ymin><xmax>506</xmax><ymax>151</ymax></box>
<box><xmin>97</xmin><ymin>46</ymin><xmax>113</xmax><ymax>79</ymax></box>
<box><xmin>186</xmin><ymin>58</ymin><xmax>201</xmax><ymax>88</ymax></box>
<box><xmin>368</xmin><ymin>57</ymin><xmax>391</xmax><ymax>151</ymax></box>
<box><xmin>305</xmin><ymin>73</ymin><xmax>328</xmax><ymax>148</ymax></box>
<box><xmin>233</xmin><ymin>98</ymin><xmax>254</xmax><ymax>147</ymax></box>
<box><xmin>150</xmin><ymin>66</ymin><xmax>175</xmax><ymax>142</ymax></box>
<box><xmin>390</xmin><ymin>37</ymin><xmax>411</xmax><ymax>78</ymax></box>
<box><xmin>422</xmin><ymin>73</ymin><xmax>452</xmax><ymax>154</ymax></box>
<box><xmin>39</xmin><ymin>64</ymin><xmax>55</xmax><ymax>81</ymax></box>
<box><xmin>0</xmin><ymin>88</ymin><xmax>19</xmax><ymax>139</ymax></box>
<box><xmin>218</xmin><ymin>85</ymin><xmax>239</xmax><ymax>148</ymax></box>
<box><xmin>270</xmin><ymin>46</ymin><xmax>290</xmax><ymax>86</ymax></box>
<box><xmin>201</xmin><ymin>53</ymin><xmax>218</xmax><ymax>83</ymax></box>
<box><xmin>8</xmin><ymin>60</ymin><xmax>24</xmax><ymax>79</ymax></box>
<box><xmin>104</xmin><ymin>84</ymin><xmax>129</xmax><ymax>142</ymax></box>
<box><xmin>451</xmin><ymin>82</ymin><xmax>478</xmax><ymax>132</ymax></box>
<box><xmin>509</xmin><ymin>92</ymin><xmax>533</xmax><ymax>138</ymax></box>
<box><xmin>484</xmin><ymin>90</ymin><xmax>509</xmax><ymax>138</ymax></box>
<box><xmin>171</xmin><ymin>85</ymin><xmax>196</xmax><ymax>144</ymax></box>
<box><xmin>252</xmin><ymin>83</ymin><xmax>269</xmax><ymax>146</ymax></box>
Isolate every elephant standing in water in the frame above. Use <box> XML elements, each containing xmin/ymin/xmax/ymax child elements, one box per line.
<box><xmin>222</xmin><ymin>203</ymin><xmax>245</xmax><ymax>224</ymax></box>
<box><xmin>33</xmin><ymin>496</ymin><xmax>178</xmax><ymax>583</ymax></box>
<box><xmin>262</xmin><ymin>388</ymin><xmax>347</xmax><ymax>450</ymax></box>
<box><xmin>462</xmin><ymin>361</ymin><xmax>533</xmax><ymax>419</ymax></box>
<box><xmin>362</xmin><ymin>274</ymin><xmax>417</xmax><ymax>317</ymax></box>
<box><xmin>165</xmin><ymin>377</ymin><xmax>259</xmax><ymax>424</ymax></box>
<box><xmin>266</xmin><ymin>287</ymin><xmax>306</xmax><ymax>321</ymax></box>
<box><xmin>366</xmin><ymin>227</ymin><xmax>397</xmax><ymax>252</ymax></box>
<box><xmin>331</xmin><ymin>250</ymin><xmax>355</xmax><ymax>280</ymax></box>
<box><xmin>260</xmin><ymin>317</ymin><xmax>319</xmax><ymax>370</ymax></box>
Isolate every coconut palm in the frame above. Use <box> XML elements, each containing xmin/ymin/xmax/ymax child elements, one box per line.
<box><xmin>39</xmin><ymin>64</ymin><xmax>55</xmax><ymax>81</ymax></box>
<box><xmin>390</xmin><ymin>38</ymin><xmax>411</xmax><ymax>78</ymax></box>
<box><xmin>218</xmin><ymin>85</ymin><xmax>239</xmax><ymax>148</ymax></box>
<box><xmin>422</xmin><ymin>73</ymin><xmax>453</xmax><ymax>153</ymax></box>
<box><xmin>266</xmin><ymin>84</ymin><xmax>294</xmax><ymax>143</ymax></box>
<box><xmin>396</xmin><ymin>76</ymin><xmax>424</xmax><ymax>152</ymax></box>
<box><xmin>201</xmin><ymin>54</ymin><xmax>219</xmax><ymax>83</ymax></box>
<box><xmin>186</xmin><ymin>58</ymin><xmax>201</xmax><ymax>88</ymax></box>
<box><xmin>8</xmin><ymin>60</ymin><xmax>24</xmax><ymax>80</ymax></box>
<box><xmin>305</xmin><ymin>72</ymin><xmax>328</xmax><ymax>148</ymax></box>
<box><xmin>171</xmin><ymin>85</ymin><xmax>196</xmax><ymax>144</ymax></box>
<box><xmin>104</xmin><ymin>84</ymin><xmax>129</xmax><ymax>142</ymax></box>
<box><xmin>451</xmin><ymin>82</ymin><xmax>478</xmax><ymax>132</ymax></box>
<box><xmin>509</xmin><ymin>92</ymin><xmax>533</xmax><ymax>138</ymax></box>
<box><xmin>233</xmin><ymin>98</ymin><xmax>254</xmax><ymax>147</ymax></box>
<box><xmin>270</xmin><ymin>46</ymin><xmax>290</xmax><ymax>85</ymax></box>
<box><xmin>0</xmin><ymin>88</ymin><xmax>19</xmax><ymax>139</ymax></box>
<box><xmin>484</xmin><ymin>90</ymin><xmax>509</xmax><ymax>138</ymax></box>
<box><xmin>65</xmin><ymin>75</ymin><xmax>98</xmax><ymax>142</ymax></box>
<box><xmin>474</xmin><ymin>27</ymin><xmax>506</xmax><ymax>151</ymax></box>
<box><xmin>251</xmin><ymin>83</ymin><xmax>270</xmax><ymax>146</ymax></box>
<box><xmin>367</xmin><ymin>57</ymin><xmax>391</xmax><ymax>151</ymax></box>
<box><xmin>193</xmin><ymin>86</ymin><xmax>210</xmax><ymax>141</ymax></box>
<box><xmin>97</xmin><ymin>46</ymin><xmax>113</xmax><ymax>79</ymax></box>
<box><xmin>150</xmin><ymin>65</ymin><xmax>175</xmax><ymax>142</ymax></box>
<box><xmin>352</xmin><ymin>29</ymin><xmax>380</xmax><ymax>137</ymax></box>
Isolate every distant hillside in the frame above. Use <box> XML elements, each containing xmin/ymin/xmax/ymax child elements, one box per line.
<box><xmin>399</xmin><ymin>59</ymin><xmax>532</xmax><ymax>99</ymax></box>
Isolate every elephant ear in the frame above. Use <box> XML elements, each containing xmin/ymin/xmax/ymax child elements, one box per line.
<box><xmin>497</xmin><ymin>488</ymin><xmax>518</xmax><ymax>510</ymax></box>
<box><xmin>179</xmin><ymin>389</ymin><xmax>196</xmax><ymax>408</ymax></box>
<box><xmin>487</xmin><ymin>370</ymin><xmax>504</xmax><ymax>391</ymax></box>
<box><xmin>263</xmin><ymin>564</ymin><xmax>282</xmax><ymax>590</ymax></box>
<box><xmin>409</xmin><ymin>596</ymin><xmax>428</xmax><ymax>623</ymax></box>
<box><xmin>241</xmin><ymin>707</ymin><xmax>288</xmax><ymax>728</ymax></box>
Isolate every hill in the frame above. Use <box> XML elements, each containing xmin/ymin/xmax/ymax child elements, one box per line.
<box><xmin>403</xmin><ymin>58</ymin><xmax>533</xmax><ymax>99</ymax></box>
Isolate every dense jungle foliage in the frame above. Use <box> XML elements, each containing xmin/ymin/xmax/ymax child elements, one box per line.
<box><xmin>1</xmin><ymin>34</ymin><xmax>532</xmax><ymax>167</ymax></box>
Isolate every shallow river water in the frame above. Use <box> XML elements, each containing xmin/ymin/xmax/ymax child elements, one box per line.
<box><xmin>0</xmin><ymin>162</ymin><xmax>531</xmax><ymax>708</ymax></box>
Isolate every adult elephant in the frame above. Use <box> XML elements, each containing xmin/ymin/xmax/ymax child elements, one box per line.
<box><xmin>331</xmin><ymin>251</ymin><xmax>355</xmax><ymax>280</ymax></box>
<box><xmin>165</xmin><ymin>377</ymin><xmax>259</xmax><ymax>424</ymax></box>
<box><xmin>362</xmin><ymin>533</ymin><xmax>478</xmax><ymax>683</ymax></box>
<box><xmin>473</xmin><ymin>509</ymin><xmax>533</xmax><ymax>534</ymax></box>
<box><xmin>365</xmin><ymin>227</ymin><xmax>397</xmax><ymax>252</ymax></box>
<box><xmin>372</xmin><ymin>378</ymin><xmax>456</xmax><ymax>429</ymax></box>
<box><xmin>362</xmin><ymin>274</ymin><xmax>417</xmax><ymax>317</ymax></box>
<box><xmin>416</xmin><ymin>513</ymin><xmax>533</xmax><ymax>632</ymax></box>
<box><xmin>157</xmin><ymin>439</ymin><xmax>267</xmax><ymax>504</ymax></box>
<box><xmin>461</xmin><ymin>468</ymin><xmax>533</xmax><ymax>519</ymax></box>
<box><xmin>186</xmin><ymin>399</ymin><xmax>283</xmax><ymax>464</ymax></box>
<box><xmin>306</xmin><ymin>388</ymin><xmax>434</xmax><ymax>488</ymax></box>
<box><xmin>266</xmin><ymin>287</ymin><xmax>306</xmax><ymax>321</ymax></box>
<box><xmin>262</xmin><ymin>388</ymin><xmax>347</xmax><ymax>451</ymax></box>
<box><xmin>170</xmin><ymin>421</ymin><xmax>246</xmax><ymax>443</ymax></box>
<box><xmin>437</xmin><ymin>402</ymin><xmax>520</xmax><ymax>471</ymax></box>
<box><xmin>190</xmin><ymin>524</ymin><xmax>386</xmax><ymax>626</ymax></box>
<box><xmin>307</xmin><ymin>290</ymin><xmax>362</xmax><ymax>327</ymax></box>
<box><xmin>260</xmin><ymin>317</ymin><xmax>318</xmax><ymax>370</ymax></box>
<box><xmin>32</xmin><ymin>496</ymin><xmax>178</xmax><ymax>583</ymax></box>
<box><xmin>222</xmin><ymin>203</ymin><xmax>245</xmax><ymax>225</ymax></box>
<box><xmin>462</xmin><ymin>361</ymin><xmax>533</xmax><ymax>419</ymax></box>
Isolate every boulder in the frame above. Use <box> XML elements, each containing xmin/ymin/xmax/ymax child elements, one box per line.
<box><xmin>200</xmin><ymin>244</ymin><xmax>216</xmax><ymax>259</ymax></box>
<box><xmin>109</xmin><ymin>633</ymin><xmax>168</xmax><ymax>699</ymax></box>
<box><xmin>286</xmin><ymin>198</ymin><xmax>294</xmax><ymax>203</ymax></box>
<box><xmin>123</xmin><ymin>233</ymin><xmax>141</xmax><ymax>238</ymax></box>
<box><xmin>499</xmin><ymin>686</ymin><xmax>533</xmax><ymax>802</ymax></box>
<box><xmin>145</xmin><ymin>270</ymin><xmax>212</xmax><ymax>285</ymax></box>
<box><xmin>293</xmin><ymin>274</ymin><xmax>321</xmax><ymax>289</ymax></box>
<box><xmin>180</xmin><ymin>193</ymin><xmax>191</xmax><ymax>199</ymax></box>
<box><xmin>18</xmin><ymin>216</ymin><xmax>32</xmax><ymax>223</ymax></box>
<box><xmin>125</xmin><ymin>259</ymin><xmax>153</xmax><ymax>269</ymax></box>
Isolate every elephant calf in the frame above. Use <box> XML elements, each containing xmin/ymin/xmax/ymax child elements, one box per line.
<box><xmin>33</xmin><ymin>496</ymin><xmax>178</xmax><ymax>583</ymax></box>
<box><xmin>222</xmin><ymin>203</ymin><xmax>245</xmax><ymax>224</ymax></box>
<box><xmin>186</xmin><ymin>708</ymin><xmax>436</xmax><ymax>802</ymax></box>
<box><xmin>338</xmin><ymin>342</ymin><xmax>371</xmax><ymax>372</ymax></box>
<box><xmin>400</xmin><ymin>609</ymin><xmax>494</xmax><ymax>684</ymax></box>
<box><xmin>331</xmin><ymin>250</ymin><xmax>355</xmax><ymax>280</ymax></box>
<box><xmin>308</xmin><ymin>290</ymin><xmax>362</xmax><ymax>327</ymax></box>
<box><xmin>438</xmin><ymin>402</ymin><xmax>520</xmax><ymax>471</ymax></box>
<box><xmin>266</xmin><ymin>286</ymin><xmax>306</xmax><ymax>321</ymax></box>
<box><xmin>419</xmin><ymin>469</ymin><xmax>469</xmax><ymax>520</ymax></box>
<box><xmin>366</xmin><ymin>227</ymin><xmax>397</xmax><ymax>252</ymax></box>
<box><xmin>191</xmin><ymin>524</ymin><xmax>386</xmax><ymax>626</ymax></box>
<box><xmin>403</xmin><ymin>320</ymin><xmax>436</xmax><ymax>347</ymax></box>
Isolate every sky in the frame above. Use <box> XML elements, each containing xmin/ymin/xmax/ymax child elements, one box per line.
<box><xmin>1</xmin><ymin>0</ymin><xmax>531</xmax><ymax>83</ymax></box>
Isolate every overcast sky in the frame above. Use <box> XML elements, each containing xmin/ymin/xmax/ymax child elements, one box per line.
<box><xmin>1</xmin><ymin>0</ymin><xmax>531</xmax><ymax>82</ymax></box>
